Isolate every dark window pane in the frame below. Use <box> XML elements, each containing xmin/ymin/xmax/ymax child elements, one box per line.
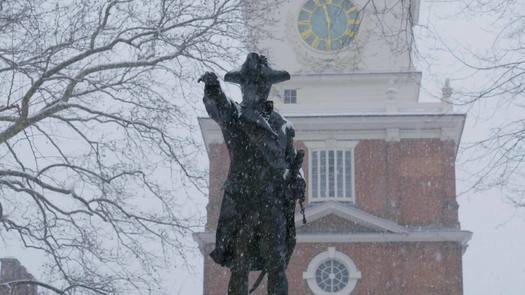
<box><xmin>337</xmin><ymin>151</ymin><xmax>344</xmax><ymax>197</ymax></box>
<box><xmin>345</xmin><ymin>150</ymin><xmax>352</xmax><ymax>198</ymax></box>
<box><xmin>329</xmin><ymin>150</ymin><xmax>335</xmax><ymax>197</ymax></box>
<box><xmin>320</xmin><ymin>151</ymin><xmax>326</xmax><ymax>198</ymax></box>
<box><xmin>312</xmin><ymin>151</ymin><xmax>318</xmax><ymax>199</ymax></box>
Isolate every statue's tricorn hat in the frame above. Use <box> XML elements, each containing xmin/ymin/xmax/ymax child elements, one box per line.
<box><xmin>224</xmin><ymin>53</ymin><xmax>290</xmax><ymax>85</ymax></box>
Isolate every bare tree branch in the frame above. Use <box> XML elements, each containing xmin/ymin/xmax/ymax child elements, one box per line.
<box><xmin>0</xmin><ymin>0</ymin><xmax>284</xmax><ymax>293</ymax></box>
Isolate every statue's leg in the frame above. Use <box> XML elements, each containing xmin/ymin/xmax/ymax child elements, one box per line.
<box><xmin>261</xmin><ymin>206</ymin><xmax>288</xmax><ymax>295</ymax></box>
<box><xmin>228</xmin><ymin>212</ymin><xmax>256</xmax><ymax>295</ymax></box>
<box><xmin>228</xmin><ymin>263</ymin><xmax>248</xmax><ymax>295</ymax></box>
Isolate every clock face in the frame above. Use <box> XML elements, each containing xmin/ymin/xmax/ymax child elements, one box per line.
<box><xmin>297</xmin><ymin>0</ymin><xmax>361</xmax><ymax>51</ymax></box>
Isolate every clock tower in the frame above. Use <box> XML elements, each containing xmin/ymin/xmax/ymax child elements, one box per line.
<box><xmin>194</xmin><ymin>0</ymin><xmax>472</xmax><ymax>294</ymax></box>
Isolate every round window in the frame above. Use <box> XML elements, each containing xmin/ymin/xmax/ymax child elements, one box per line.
<box><xmin>303</xmin><ymin>247</ymin><xmax>361</xmax><ymax>295</ymax></box>
<box><xmin>315</xmin><ymin>259</ymin><xmax>350</xmax><ymax>292</ymax></box>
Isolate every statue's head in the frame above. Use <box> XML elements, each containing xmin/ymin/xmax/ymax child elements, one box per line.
<box><xmin>224</xmin><ymin>53</ymin><xmax>290</xmax><ymax>106</ymax></box>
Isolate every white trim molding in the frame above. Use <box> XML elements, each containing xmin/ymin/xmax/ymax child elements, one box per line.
<box><xmin>193</xmin><ymin>230</ymin><xmax>473</xmax><ymax>255</ymax></box>
<box><xmin>295</xmin><ymin>201</ymin><xmax>408</xmax><ymax>234</ymax></box>
<box><xmin>198</xmin><ymin>113</ymin><xmax>466</xmax><ymax>158</ymax></box>
<box><xmin>303</xmin><ymin>140</ymin><xmax>359</xmax><ymax>150</ymax></box>
<box><xmin>303</xmin><ymin>247</ymin><xmax>362</xmax><ymax>295</ymax></box>
<box><xmin>192</xmin><ymin>202</ymin><xmax>473</xmax><ymax>253</ymax></box>
<box><xmin>296</xmin><ymin>230</ymin><xmax>472</xmax><ymax>245</ymax></box>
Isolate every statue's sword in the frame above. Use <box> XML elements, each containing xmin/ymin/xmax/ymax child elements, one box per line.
<box><xmin>290</xmin><ymin>150</ymin><xmax>307</xmax><ymax>225</ymax></box>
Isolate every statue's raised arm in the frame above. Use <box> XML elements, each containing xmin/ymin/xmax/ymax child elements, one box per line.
<box><xmin>199</xmin><ymin>71</ymin><xmax>238</xmax><ymax>125</ymax></box>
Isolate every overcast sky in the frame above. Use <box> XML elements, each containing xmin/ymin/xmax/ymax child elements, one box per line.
<box><xmin>417</xmin><ymin>1</ymin><xmax>525</xmax><ymax>294</ymax></box>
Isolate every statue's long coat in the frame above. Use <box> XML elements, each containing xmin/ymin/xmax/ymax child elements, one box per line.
<box><xmin>203</xmin><ymin>83</ymin><xmax>298</xmax><ymax>271</ymax></box>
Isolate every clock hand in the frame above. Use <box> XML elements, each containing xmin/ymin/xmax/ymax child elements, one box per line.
<box><xmin>322</xmin><ymin>4</ymin><xmax>332</xmax><ymax>29</ymax></box>
<box><xmin>322</xmin><ymin>4</ymin><xmax>332</xmax><ymax>49</ymax></box>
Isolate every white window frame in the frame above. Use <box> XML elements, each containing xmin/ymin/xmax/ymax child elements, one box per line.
<box><xmin>306</xmin><ymin>140</ymin><xmax>357</xmax><ymax>204</ymax></box>
<box><xmin>303</xmin><ymin>247</ymin><xmax>362</xmax><ymax>295</ymax></box>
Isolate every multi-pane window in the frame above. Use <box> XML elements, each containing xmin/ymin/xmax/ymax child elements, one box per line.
<box><xmin>315</xmin><ymin>259</ymin><xmax>350</xmax><ymax>293</ymax></box>
<box><xmin>284</xmin><ymin>89</ymin><xmax>297</xmax><ymax>104</ymax></box>
<box><xmin>310</xmin><ymin>149</ymin><xmax>354</xmax><ymax>202</ymax></box>
<box><xmin>304</xmin><ymin>247</ymin><xmax>362</xmax><ymax>295</ymax></box>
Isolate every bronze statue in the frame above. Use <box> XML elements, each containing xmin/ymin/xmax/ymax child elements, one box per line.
<box><xmin>199</xmin><ymin>53</ymin><xmax>306</xmax><ymax>295</ymax></box>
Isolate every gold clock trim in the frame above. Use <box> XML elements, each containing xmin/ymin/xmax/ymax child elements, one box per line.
<box><xmin>297</xmin><ymin>0</ymin><xmax>361</xmax><ymax>52</ymax></box>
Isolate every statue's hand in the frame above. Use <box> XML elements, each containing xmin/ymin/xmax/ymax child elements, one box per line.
<box><xmin>259</xmin><ymin>55</ymin><xmax>268</xmax><ymax>66</ymax></box>
<box><xmin>198</xmin><ymin>72</ymin><xmax>219</xmax><ymax>86</ymax></box>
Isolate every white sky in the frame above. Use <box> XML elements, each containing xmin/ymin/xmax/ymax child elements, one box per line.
<box><xmin>417</xmin><ymin>1</ymin><xmax>525</xmax><ymax>294</ymax></box>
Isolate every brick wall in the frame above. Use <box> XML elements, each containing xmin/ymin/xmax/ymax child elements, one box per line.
<box><xmin>0</xmin><ymin>258</ymin><xmax>37</xmax><ymax>295</ymax></box>
<box><xmin>206</xmin><ymin>143</ymin><xmax>230</xmax><ymax>231</ymax></box>
<box><xmin>354</xmin><ymin>139</ymin><xmax>459</xmax><ymax>227</ymax></box>
<box><xmin>203</xmin><ymin>242</ymin><xmax>463</xmax><ymax>295</ymax></box>
<box><xmin>202</xmin><ymin>138</ymin><xmax>463</xmax><ymax>294</ymax></box>
<box><xmin>207</xmin><ymin>139</ymin><xmax>459</xmax><ymax>228</ymax></box>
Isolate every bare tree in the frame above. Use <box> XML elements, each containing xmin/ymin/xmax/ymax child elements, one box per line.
<box><xmin>0</xmin><ymin>0</ymin><xmax>281</xmax><ymax>294</ymax></box>
<box><xmin>420</xmin><ymin>0</ymin><xmax>525</xmax><ymax>208</ymax></box>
